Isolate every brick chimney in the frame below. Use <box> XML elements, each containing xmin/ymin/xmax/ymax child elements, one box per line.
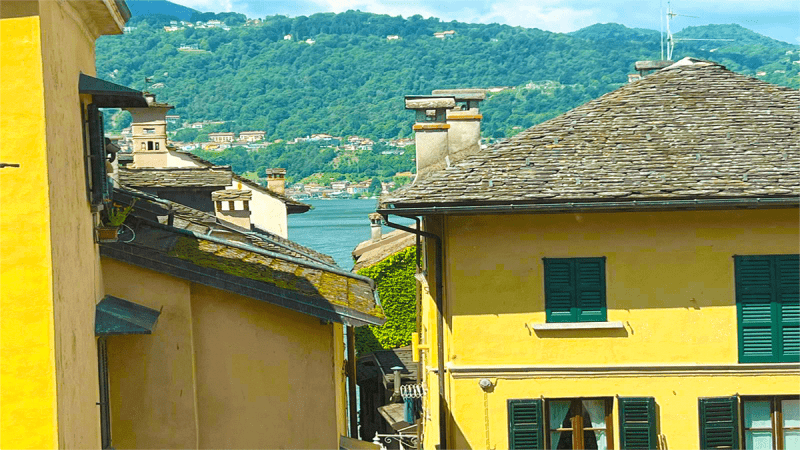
<box><xmin>125</xmin><ymin>93</ymin><xmax>174</xmax><ymax>168</ymax></box>
<box><xmin>404</xmin><ymin>96</ymin><xmax>455</xmax><ymax>179</ymax></box>
<box><xmin>212</xmin><ymin>189</ymin><xmax>252</xmax><ymax>229</ymax></box>
<box><xmin>265</xmin><ymin>168</ymin><xmax>286</xmax><ymax>194</ymax></box>
<box><xmin>431</xmin><ymin>89</ymin><xmax>485</xmax><ymax>162</ymax></box>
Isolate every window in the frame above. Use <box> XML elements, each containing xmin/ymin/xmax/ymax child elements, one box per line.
<box><xmin>84</xmin><ymin>103</ymin><xmax>110</xmax><ymax>206</ymax></box>
<box><xmin>147</xmin><ymin>141</ymin><xmax>154</xmax><ymax>150</ymax></box>
<box><xmin>549</xmin><ymin>398</ymin><xmax>612</xmax><ymax>449</ymax></box>
<box><xmin>735</xmin><ymin>255</ymin><xmax>799</xmax><ymax>363</ymax></box>
<box><xmin>544</xmin><ymin>257</ymin><xmax>607</xmax><ymax>323</ymax></box>
<box><xmin>155</xmin><ymin>142</ymin><xmax>159</xmax><ymax>150</ymax></box>
<box><xmin>143</xmin><ymin>127</ymin><xmax>155</xmax><ymax>134</ymax></box>
<box><xmin>700</xmin><ymin>396</ymin><xmax>800</xmax><ymax>449</ymax></box>
<box><xmin>508</xmin><ymin>398</ymin><xmax>613</xmax><ymax>449</ymax></box>
<box><xmin>141</xmin><ymin>142</ymin><xmax>146</xmax><ymax>150</ymax></box>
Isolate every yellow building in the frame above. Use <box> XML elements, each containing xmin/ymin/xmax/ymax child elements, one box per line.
<box><xmin>1</xmin><ymin>1</ymin><xmax>137</xmax><ymax>447</ymax></box>
<box><xmin>98</xmin><ymin>189</ymin><xmax>383</xmax><ymax>448</ymax></box>
<box><xmin>379</xmin><ymin>60</ymin><xmax>799</xmax><ymax>449</ymax></box>
<box><xmin>1</xmin><ymin>2</ymin><xmax>383</xmax><ymax>448</ymax></box>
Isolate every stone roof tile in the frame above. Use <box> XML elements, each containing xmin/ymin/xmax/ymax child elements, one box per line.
<box><xmin>382</xmin><ymin>62</ymin><xmax>800</xmax><ymax>208</ymax></box>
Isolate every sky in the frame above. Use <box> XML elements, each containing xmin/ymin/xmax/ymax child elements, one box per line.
<box><xmin>170</xmin><ymin>0</ymin><xmax>800</xmax><ymax>44</ymax></box>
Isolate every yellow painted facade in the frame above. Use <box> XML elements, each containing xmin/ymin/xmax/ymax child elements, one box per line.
<box><xmin>416</xmin><ymin>208</ymin><xmax>799</xmax><ymax>449</ymax></box>
<box><xmin>102</xmin><ymin>258</ymin><xmax>348</xmax><ymax>448</ymax></box>
<box><xmin>0</xmin><ymin>1</ymin><xmax>125</xmax><ymax>447</ymax></box>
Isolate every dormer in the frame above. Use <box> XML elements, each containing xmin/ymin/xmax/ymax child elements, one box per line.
<box><xmin>213</xmin><ymin>189</ymin><xmax>252</xmax><ymax>230</ymax></box>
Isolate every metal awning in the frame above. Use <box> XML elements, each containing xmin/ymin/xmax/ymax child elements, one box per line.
<box><xmin>95</xmin><ymin>295</ymin><xmax>161</xmax><ymax>336</ymax></box>
<box><xmin>79</xmin><ymin>73</ymin><xmax>148</xmax><ymax>108</ymax></box>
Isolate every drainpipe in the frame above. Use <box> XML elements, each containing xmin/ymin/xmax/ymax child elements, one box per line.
<box><xmin>381</xmin><ymin>214</ymin><xmax>447</xmax><ymax>449</ymax></box>
<box><xmin>347</xmin><ymin>326</ymin><xmax>358</xmax><ymax>438</ymax></box>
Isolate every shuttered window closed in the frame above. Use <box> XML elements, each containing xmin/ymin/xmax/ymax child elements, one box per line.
<box><xmin>735</xmin><ymin>255</ymin><xmax>800</xmax><ymax>363</ymax></box>
<box><xmin>699</xmin><ymin>397</ymin><xmax>740</xmax><ymax>450</ymax></box>
<box><xmin>508</xmin><ymin>399</ymin><xmax>544</xmax><ymax>450</ymax></box>
<box><xmin>619</xmin><ymin>397</ymin><xmax>657</xmax><ymax>449</ymax></box>
<box><xmin>544</xmin><ymin>257</ymin><xmax>607</xmax><ymax>322</ymax></box>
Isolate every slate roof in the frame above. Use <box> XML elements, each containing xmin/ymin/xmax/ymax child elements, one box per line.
<box><xmin>125</xmin><ymin>189</ymin><xmax>337</xmax><ymax>266</ymax></box>
<box><xmin>174</xmin><ymin>150</ymin><xmax>311</xmax><ymax>213</ymax></box>
<box><xmin>381</xmin><ymin>60</ymin><xmax>800</xmax><ymax>210</ymax></box>
<box><xmin>119</xmin><ymin>166</ymin><xmax>232</xmax><ymax>188</ymax></box>
<box><xmin>356</xmin><ymin>346</ymin><xmax>417</xmax><ymax>386</ymax></box>
<box><xmin>102</xmin><ymin>188</ymin><xmax>383</xmax><ymax>327</ymax></box>
<box><xmin>352</xmin><ymin>228</ymin><xmax>416</xmax><ymax>271</ymax></box>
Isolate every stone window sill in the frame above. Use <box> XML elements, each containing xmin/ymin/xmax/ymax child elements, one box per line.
<box><xmin>532</xmin><ymin>321</ymin><xmax>625</xmax><ymax>331</ymax></box>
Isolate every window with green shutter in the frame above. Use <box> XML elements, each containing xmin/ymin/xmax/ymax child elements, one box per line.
<box><xmin>735</xmin><ymin>255</ymin><xmax>800</xmax><ymax>363</ymax></box>
<box><xmin>544</xmin><ymin>257</ymin><xmax>607</xmax><ymax>323</ymax></box>
<box><xmin>699</xmin><ymin>396</ymin><xmax>740</xmax><ymax>450</ymax></box>
<box><xmin>86</xmin><ymin>103</ymin><xmax>110</xmax><ymax>206</ymax></box>
<box><xmin>619</xmin><ymin>397</ymin><xmax>657</xmax><ymax>449</ymax></box>
<box><xmin>508</xmin><ymin>399</ymin><xmax>544</xmax><ymax>450</ymax></box>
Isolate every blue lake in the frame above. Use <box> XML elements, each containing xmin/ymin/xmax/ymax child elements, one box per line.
<box><xmin>287</xmin><ymin>198</ymin><xmax>414</xmax><ymax>270</ymax></box>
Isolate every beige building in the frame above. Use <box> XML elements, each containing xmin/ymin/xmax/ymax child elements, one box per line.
<box><xmin>209</xmin><ymin>131</ymin><xmax>235</xmax><ymax>143</ymax></box>
<box><xmin>99</xmin><ymin>189</ymin><xmax>384</xmax><ymax>448</ymax></box>
<box><xmin>127</xmin><ymin>94</ymin><xmax>173</xmax><ymax>167</ymax></box>
<box><xmin>125</xmin><ymin>103</ymin><xmax>308</xmax><ymax>237</ymax></box>
<box><xmin>239</xmin><ymin>130</ymin><xmax>266</xmax><ymax>142</ymax></box>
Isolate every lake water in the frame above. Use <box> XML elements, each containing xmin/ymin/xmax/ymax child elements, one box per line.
<box><xmin>287</xmin><ymin>198</ymin><xmax>414</xmax><ymax>270</ymax></box>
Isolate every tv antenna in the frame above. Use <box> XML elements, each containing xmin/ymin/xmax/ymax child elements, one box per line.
<box><xmin>663</xmin><ymin>1</ymin><xmax>733</xmax><ymax>60</ymax></box>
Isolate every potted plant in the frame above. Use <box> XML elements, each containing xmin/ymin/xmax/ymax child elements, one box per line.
<box><xmin>96</xmin><ymin>200</ymin><xmax>135</xmax><ymax>242</ymax></box>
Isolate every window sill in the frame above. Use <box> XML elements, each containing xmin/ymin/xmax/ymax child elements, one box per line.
<box><xmin>532</xmin><ymin>321</ymin><xmax>625</xmax><ymax>331</ymax></box>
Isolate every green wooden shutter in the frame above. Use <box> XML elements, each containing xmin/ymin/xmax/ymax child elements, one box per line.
<box><xmin>776</xmin><ymin>255</ymin><xmax>800</xmax><ymax>362</ymax></box>
<box><xmin>698</xmin><ymin>397</ymin><xmax>739</xmax><ymax>450</ymax></box>
<box><xmin>619</xmin><ymin>397</ymin><xmax>657</xmax><ymax>449</ymax></box>
<box><xmin>508</xmin><ymin>399</ymin><xmax>544</xmax><ymax>450</ymax></box>
<box><xmin>736</xmin><ymin>255</ymin><xmax>800</xmax><ymax>363</ymax></box>
<box><xmin>544</xmin><ymin>259</ymin><xmax>576</xmax><ymax>322</ymax></box>
<box><xmin>87</xmin><ymin>104</ymin><xmax>108</xmax><ymax>206</ymax></box>
<box><xmin>576</xmin><ymin>257</ymin><xmax>607</xmax><ymax>322</ymax></box>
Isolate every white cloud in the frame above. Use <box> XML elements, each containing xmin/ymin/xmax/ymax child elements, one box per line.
<box><xmin>473</xmin><ymin>3</ymin><xmax>602</xmax><ymax>32</ymax></box>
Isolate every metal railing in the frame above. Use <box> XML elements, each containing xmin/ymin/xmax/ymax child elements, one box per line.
<box><xmin>372</xmin><ymin>431</ymin><xmax>418</xmax><ymax>450</ymax></box>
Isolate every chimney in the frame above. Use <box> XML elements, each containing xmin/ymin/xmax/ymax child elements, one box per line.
<box><xmin>125</xmin><ymin>93</ymin><xmax>174</xmax><ymax>168</ymax></box>
<box><xmin>431</xmin><ymin>89</ymin><xmax>485</xmax><ymax>162</ymax></box>
<box><xmin>404</xmin><ymin>96</ymin><xmax>455</xmax><ymax>180</ymax></box>
<box><xmin>212</xmin><ymin>189</ymin><xmax>252</xmax><ymax>230</ymax></box>
<box><xmin>369</xmin><ymin>213</ymin><xmax>382</xmax><ymax>242</ymax></box>
<box><xmin>265</xmin><ymin>168</ymin><xmax>286</xmax><ymax>194</ymax></box>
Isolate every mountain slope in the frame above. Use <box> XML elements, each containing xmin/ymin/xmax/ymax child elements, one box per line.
<box><xmin>126</xmin><ymin>0</ymin><xmax>198</xmax><ymax>21</ymax></box>
<box><xmin>96</xmin><ymin>14</ymin><xmax>799</xmax><ymax>143</ymax></box>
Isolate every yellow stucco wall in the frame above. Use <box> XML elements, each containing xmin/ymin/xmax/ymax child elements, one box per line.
<box><xmin>0</xmin><ymin>5</ymin><xmax>59</xmax><ymax>448</ymax></box>
<box><xmin>102</xmin><ymin>259</ymin><xmax>200</xmax><ymax>449</ymax></box>
<box><xmin>2</xmin><ymin>1</ymin><xmax>125</xmax><ymax>447</ymax></box>
<box><xmin>102</xmin><ymin>258</ymin><xmax>345</xmax><ymax>448</ymax></box>
<box><xmin>444</xmin><ymin>209</ymin><xmax>798</xmax><ymax>366</ymax></box>
<box><xmin>417</xmin><ymin>208</ymin><xmax>799</xmax><ymax>449</ymax></box>
<box><xmin>191</xmin><ymin>283</ymin><xmax>340</xmax><ymax>448</ymax></box>
<box><xmin>449</xmin><ymin>372</ymin><xmax>800</xmax><ymax>449</ymax></box>
<box><xmin>39</xmin><ymin>1</ymin><xmax>110</xmax><ymax>446</ymax></box>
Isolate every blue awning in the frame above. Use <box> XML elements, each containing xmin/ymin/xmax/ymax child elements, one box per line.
<box><xmin>95</xmin><ymin>295</ymin><xmax>160</xmax><ymax>336</ymax></box>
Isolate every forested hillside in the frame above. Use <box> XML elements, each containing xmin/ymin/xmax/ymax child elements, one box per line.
<box><xmin>96</xmin><ymin>10</ymin><xmax>799</xmax><ymax>142</ymax></box>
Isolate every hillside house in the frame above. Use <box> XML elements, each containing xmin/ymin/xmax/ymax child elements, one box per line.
<box><xmin>209</xmin><ymin>131</ymin><xmax>235</xmax><ymax>143</ymax></box>
<box><xmin>378</xmin><ymin>60</ymin><xmax>799</xmax><ymax>449</ymax></box>
<box><xmin>239</xmin><ymin>130</ymin><xmax>266</xmax><ymax>142</ymax></box>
